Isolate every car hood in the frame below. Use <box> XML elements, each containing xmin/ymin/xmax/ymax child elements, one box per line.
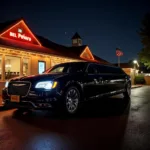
<box><xmin>10</xmin><ymin>73</ymin><xmax>67</xmax><ymax>83</ymax></box>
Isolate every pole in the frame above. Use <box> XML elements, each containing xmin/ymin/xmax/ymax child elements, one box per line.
<box><xmin>118</xmin><ymin>56</ymin><xmax>120</xmax><ymax>67</ymax></box>
<box><xmin>133</xmin><ymin>64</ymin><xmax>136</xmax><ymax>85</ymax></box>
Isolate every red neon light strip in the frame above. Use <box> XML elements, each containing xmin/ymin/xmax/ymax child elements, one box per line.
<box><xmin>80</xmin><ymin>47</ymin><xmax>94</xmax><ymax>60</ymax></box>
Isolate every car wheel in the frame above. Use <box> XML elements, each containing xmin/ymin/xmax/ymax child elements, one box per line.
<box><xmin>123</xmin><ymin>83</ymin><xmax>131</xmax><ymax>98</ymax></box>
<box><xmin>64</xmin><ymin>86</ymin><xmax>80</xmax><ymax>115</ymax></box>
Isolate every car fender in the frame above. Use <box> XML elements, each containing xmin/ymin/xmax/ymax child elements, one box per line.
<box><xmin>61</xmin><ymin>80</ymin><xmax>85</xmax><ymax>101</ymax></box>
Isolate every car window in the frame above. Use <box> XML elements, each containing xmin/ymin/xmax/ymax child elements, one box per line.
<box><xmin>68</xmin><ymin>63</ymin><xmax>86</xmax><ymax>73</ymax></box>
<box><xmin>117</xmin><ymin>68</ymin><xmax>125</xmax><ymax>74</ymax></box>
<box><xmin>108</xmin><ymin>67</ymin><xmax>124</xmax><ymax>74</ymax></box>
<box><xmin>87</xmin><ymin>64</ymin><xmax>99</xmax><ymax>74</ymax></box>
<box><xmin>98</xmin><ymin>65</ymin><xmax>124</xmax><ymax>74</ymax></box>
<box><xmin>98</xmin><ymin>65</ymin><xmax>110</xmax><ymax>73</ymax></box>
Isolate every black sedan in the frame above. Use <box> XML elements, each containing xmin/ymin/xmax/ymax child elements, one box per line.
<box><xmin>2</xmin><ymin>62</ymin><xmax>131</xmax><ymax>115</ymax></box>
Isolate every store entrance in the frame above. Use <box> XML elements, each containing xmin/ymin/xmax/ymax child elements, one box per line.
<box><xmin>38</xmin><ymin>61</ymin><xmax>46</xmax><ymax>74</ymax></box>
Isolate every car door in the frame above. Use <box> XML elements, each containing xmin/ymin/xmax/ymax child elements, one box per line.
<box><xmin>97</xmin><ymin>65</ymin><xmax>115</xmax><ymax>94</ymax></box>
<box><xmin>83</xmin><ymin>63</ymin><xmax>100</xmax><ymax>99</ymax></box>
<box><xmin>111</xmin><ymin>67</ymin><xmax>127</xmax><ymax>91</ymax></box>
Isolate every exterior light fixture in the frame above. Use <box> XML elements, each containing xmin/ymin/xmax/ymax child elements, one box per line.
<box><xmin>133</xmin><ymin>60</ymin><xmax>139</xmax><ymax>67</ymax></box>
<box><xmin>133</xmin><ymin>60</ymin><xmax>137</xmax><ymax>64</ymax></box>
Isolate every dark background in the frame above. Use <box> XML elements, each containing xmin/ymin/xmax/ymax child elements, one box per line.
<box><xmin>0</xmin><ymin>0</ymin><xmax>150</xmax><ymax>63</ymax></box>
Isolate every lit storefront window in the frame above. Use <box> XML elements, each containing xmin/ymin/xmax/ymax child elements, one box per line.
<box><xmin>5</xmin><ymin>56</ymin><xmax>20</xmax><ymax>79</ymax></box>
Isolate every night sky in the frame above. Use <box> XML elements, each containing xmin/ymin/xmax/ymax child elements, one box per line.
<box><xmin>0</xmin><ymin>0</ymin><xmax>150</xmax><ymax>63</ymax></box>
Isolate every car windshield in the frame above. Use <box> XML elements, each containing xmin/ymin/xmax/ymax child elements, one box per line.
<box><xmin>47</xmin><ymin>64</ymin><xmax>68</xmax><ymax>73</ymax></box>
<box><xmin>45</xmin><ymin>63</ymin><xmax>86</xmax><ymax>74</ymax></box>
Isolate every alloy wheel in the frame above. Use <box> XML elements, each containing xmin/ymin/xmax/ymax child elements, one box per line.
<box><xmin>65</xmin><ymin>88</ymin><xmax>79</xmax><ymax>114</ymax></box>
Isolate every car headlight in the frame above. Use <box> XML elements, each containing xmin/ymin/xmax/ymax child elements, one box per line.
<box><xmin>5</xmin><ymin>81</ymin><xmax>9</xmax><ymax>88</ymax></box>
<box><xmin>35</xmin><ymin>81</ymin><xmax>58</xmax><ymax>89</ymax></box>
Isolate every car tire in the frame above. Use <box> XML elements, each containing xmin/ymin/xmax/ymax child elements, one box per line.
<box><xmin>63</xmin><ymin>86</ymin><xmax>81</xmax><ymax>115</ymax></box>
<box><xmin>123</xmin><ymin>83</ymin><xmax>131</xmax><ymax>98</ymax></box>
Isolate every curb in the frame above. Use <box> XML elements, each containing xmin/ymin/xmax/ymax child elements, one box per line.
<box><xmin>131</xmin><ymin>86</ymin><xmax>143</xmax><ymax>89</ymax></box>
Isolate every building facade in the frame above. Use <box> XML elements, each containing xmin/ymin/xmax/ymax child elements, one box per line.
<box><xmin>0</xmin><ymin>18</ymin><xmax>110</xmax><ymax>82</ymax></box>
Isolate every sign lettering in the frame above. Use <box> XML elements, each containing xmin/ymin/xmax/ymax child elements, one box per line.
<box><xmin>9</xmin><ymin>31</ymin><xmax>31</xmax><ymax>42</ymax></box>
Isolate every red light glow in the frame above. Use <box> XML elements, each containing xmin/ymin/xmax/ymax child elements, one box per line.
<box><xmin>80</xmin><ymin>47</ymin><xmax>94</xmax><ymax>60</ymax></box>
<box><xmin>9</xmin><ymin>31</ymin><xmax>32</xmax><ymax>41</ymax></box>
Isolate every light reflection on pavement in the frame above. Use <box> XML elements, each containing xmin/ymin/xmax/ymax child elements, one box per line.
<box><xmin>0</xmin><ymin>86</ymin><xmax>150</xmax><ymax>150</ymax></box>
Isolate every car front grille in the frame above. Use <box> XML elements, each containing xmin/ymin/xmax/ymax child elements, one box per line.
<box><xmin>8</xmin><ymin>81</ymin><xmax>31</xmax><ymax>96</ymax></box>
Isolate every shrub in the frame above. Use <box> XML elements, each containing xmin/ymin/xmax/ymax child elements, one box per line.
<box><xmin>134</xmin><ymin>74</ymin><xmax>145</xmax><ymax>84</ymax></box>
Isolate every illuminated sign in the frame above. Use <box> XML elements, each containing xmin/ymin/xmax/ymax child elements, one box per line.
<box><xmin>0</xmin><ymin>20</ymin><xmax>41</xmax><ymax>46</ymax></box>
<box><xmin>9</xmin><ymin>31</ymin><xmax>32</xmax><ymax>42</ymax></box>
<box><xmin>18</xmin><ymin>28</ymin><xmax>22</xmax><ymax>33</ymax></box>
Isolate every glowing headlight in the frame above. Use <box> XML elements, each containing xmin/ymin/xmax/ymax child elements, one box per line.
<box><xmin>35</xmin><ymin>81</ymin><xmax>57</xmax><ymax>89</ymax></box>
<box><xmin>5</xmin><ymin>81</ymin><xmax>9</xmax><ymax>88</ymax></box>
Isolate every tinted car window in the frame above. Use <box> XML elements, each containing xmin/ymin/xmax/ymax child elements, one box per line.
<box><xmin>98</xmin><ymin>65</ymin><xmax>124</xmax><ymax>74</ymax></box>
<box><xmin>109</xmin><ymin>67</ymin><xmax>124</xmax><ymax>74</ymax></box>
<box><xmin>115</xmin><ymin>67</ymin><xmax>124</xmax><ymax>74</ymax></box>
<box><xmin>68</xmin><ymin>63</ymin><xmax>86</xmax><ymax>73</ymax></box>
<box><xmin>98</xmin><ymin>65</ymin><xmax>110</xmax><ymax>73</ymax></box>
<box><xmin>87</xmin><ymin>64</ymin><xmax>99</xmax><ymax>74</ymax></box>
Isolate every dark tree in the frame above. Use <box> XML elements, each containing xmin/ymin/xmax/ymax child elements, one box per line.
<box><xmin>138</xmin><ymin>13</ymin><xmax>150</xmax><ymax>68</ymax></box>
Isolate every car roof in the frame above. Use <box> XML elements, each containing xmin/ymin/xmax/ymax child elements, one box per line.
<box><xmin>58</xmin><ymin>61</ymin><xmax>120</xmax><ymax>68</ymax></box>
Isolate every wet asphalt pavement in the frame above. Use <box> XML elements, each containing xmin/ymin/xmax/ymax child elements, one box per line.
<box><xmin>0</xmin><ymin>86</ymin><xmax>150</xmax><ymax>150</ymax></box>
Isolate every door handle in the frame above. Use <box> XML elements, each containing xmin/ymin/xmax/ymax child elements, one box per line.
<box><xmin>99</xmin><ymin>77</ymin><xmax>103</xmax><ymax>83</ymax></box>
<box><xmin>94</xmin><ymin>77</ymin><xmax>103</xmax><ymax>84</ymax></box>
<box><xmin>94</xmin><ymin>78</ymin><xmax>99</xmax><ymax>84</ymax></box>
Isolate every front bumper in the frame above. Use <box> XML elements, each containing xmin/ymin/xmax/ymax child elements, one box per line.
<box><xmin>2</xmin><ymin>88</ymin><xmax>62</xmax><ymax>110</ymax></box>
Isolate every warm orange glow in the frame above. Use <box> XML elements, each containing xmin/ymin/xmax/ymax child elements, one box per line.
<box><xmin>0</xmin><ymin>20</ymin><xmax>41</xmax><ymax>46</ymax></box>
<box><xmin>80</xmin><ymin>47</ymin><xmax>94</xmax><ymax>60</ymax></box>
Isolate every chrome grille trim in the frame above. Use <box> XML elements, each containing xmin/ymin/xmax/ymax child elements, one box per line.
<box><xmin>7</xmin><ymin>81</ymin><xmax>32</xmax><ymax>97</ymax></box>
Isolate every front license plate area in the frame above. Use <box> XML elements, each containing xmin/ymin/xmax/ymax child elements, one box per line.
<box><xmin>11</xmin><ymin>95</ymin><xmax>20</xmax><ymax>102</ymax></box>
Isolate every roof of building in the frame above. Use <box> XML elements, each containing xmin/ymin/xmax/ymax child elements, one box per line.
<box><xmin>0</xmin><ymin>18</ymin><xmax>110</xmax><ymax>65</ymax></box>
<box><xmin>94</xmin><ymin>55</ymin><xmax>111</xmax><ymax>64</ymax></box>
<box><xmin>114</xmin><ymin>63</ymin><xmax>133</xmax><ymax>68</ymax></box>
<box><xmin>71</xmin><ymin>32</ymin><xmax>82</xmax><ymax>39</ymax></box>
